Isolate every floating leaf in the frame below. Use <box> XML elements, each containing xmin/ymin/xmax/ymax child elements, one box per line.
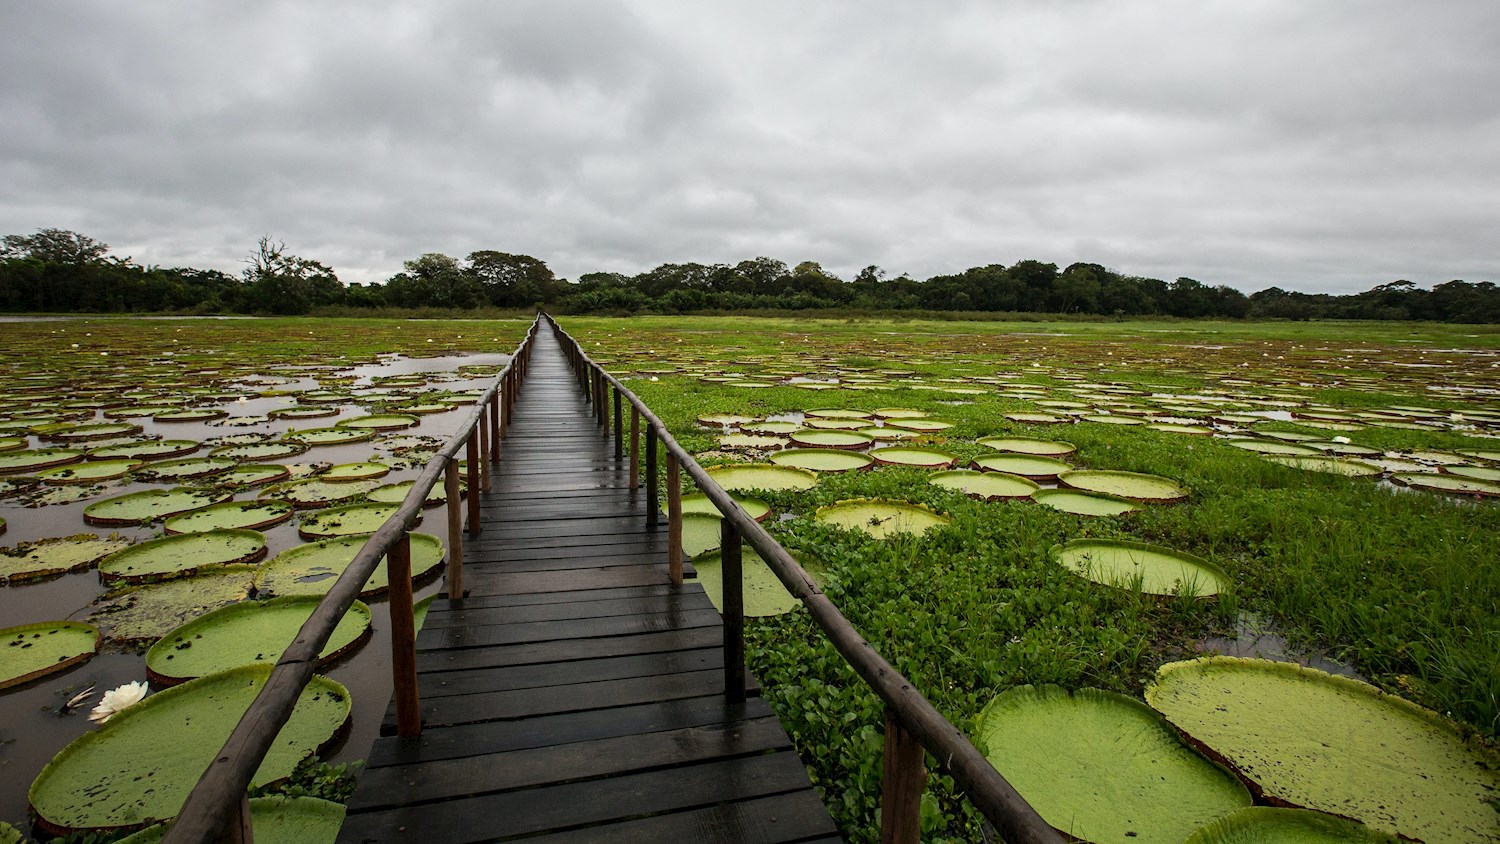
<box><xmin>297</xmin><ymin>503</ymin><xmax>403</xmax><ymax>539</ymax></box>
<box><xmin>769</xmin><ymin>448</ymin><xmax>873</xmax><ymax>472</ymax></box>
<box><xmin>145</xmin><ymin>597</ymin><xmax>371</xmax><ymax>685</ymax></box>
<box><xmin>815</xmin><ymin>498</ymin><xmax>949</xmax><ymax>539</ymax></box>
<box><xmin>254</xmin><ymin>532</ymin><xmax>445</xmax><ymax>598</ymax></box>
<box><xmin>98</xmin><ymin>530</ymin><xmax>267</xmax><ymax>584</ymax></box>
<box><xmin>928</xmin><ymin>469</ymin><xmax>1038</xmax><ymax>500</ymax></box>
<box><xmin>1053</xmin><ymin>538</ymin><xmax>1230</xmax><ymax>597</ymax></box>
<box><xmin>705</xmin><ymin>463</ymin><xmax>818</xmax><ymax>492</ymax></box>
<box><xmin>84</xmin><ymin>487</ymin><xmax>231</xmax><ymax>526</ymax></box>
<box><xmin>163</xmin><ymin>500</ymin><xmax>294</xmax><ymax>534</ymax></box>
<box><xmin>691</xmin><ymin>548</ymin><xmax>823</xmax><ymax>616</ymax></box>
<box><xmin>89</xmin><ymin>567</ymin><xmax>257</xmax><ymax>643</ymax></box>
<box><xmin>1</xmin><ymin>535</ymin><xmax>132</xmax><ymax>584</ymax></box>
<box><xmin>1</xmin><ymin>621</ymin><xmax>99</xmax><ymax>690</ymax></box>
<box><xmin>1030</xmin><ymin>488</ymin><xmax>1142</xmax><ymax>516</ymax></box>
<box><xmin>1058</xmin><ymin>469</ymin><xmax>1188</xmax><ymax>502</ymax></box>
<box><xmin>1182</xmin><ymin>807</ymin><xmax>1401</xmax><ymax>844</ymax></box>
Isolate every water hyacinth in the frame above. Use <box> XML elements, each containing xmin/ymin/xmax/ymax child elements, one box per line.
<box><xmin>89</xmin><ymin>680</ymin><xmax>147</xmax><ymax>724</ymax></box>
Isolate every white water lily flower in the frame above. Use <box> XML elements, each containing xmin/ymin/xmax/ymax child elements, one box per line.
<box><xmin>89</xmin><ymin>681</ymin><xmax>147</xmax><ymax>724</ymax></box>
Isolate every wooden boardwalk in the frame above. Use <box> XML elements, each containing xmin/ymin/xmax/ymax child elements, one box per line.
<box><xmin>337</xmin><ymin>323</ymin><xmax>839</xmax><ymax>843</ymax></box>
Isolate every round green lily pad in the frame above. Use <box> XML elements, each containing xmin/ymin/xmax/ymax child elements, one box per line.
<box><xmin>42</xmin><ymin>422</ymin><xmax>142</xmax><ymax>442</ymax></box>
<box><xmin>28</xmin><ymin>664</ymin><xmax>352</xmax><ymax>835</ymax></box>
<box><xmin>873</xmin><ymin>407</ymin><xmax>926</xmax><ymax>419</ymax></box>
<box><xmin>883</xmin><ymin>418</ymin><xmax>953</xmax><ymax>432</ymax></box>
<box><xmin>1263</xmin><ymin>455</ymin><xmax>1383</xmax><ymax>477</ymax></box>
<box><xmin>769</xmin><ymin>448</ymin><xmax>873</xmax><ymax>472</ymax></box>
<box><xmin>697</xmin><ymin>413</ymin><xmax>757</xmax><ymax>427</ymax></box>
<box><xmin>284</xmin><ymin>427</ymin><xmax>375</xmax><ymax>446</ymax></box>
<box><xmin>690</xmin><ymin>548</ymin><xmax>822</xmax><ymax>617</ymax></box>
<box><xmin>336</xmin><ymin>414</ymin><xmax>418</xmax><ymax>431</ymax></box>
<box><xmin>1391</xmin><ymin>472</ymin><xmax>1500</xmax><ymax>496</ymax></box>
<box><xmin>1147</xmin><ymin>657</ymin><xmax>1500</xmax><ymax>844</ymax></box>
<box><xmin>260</xmin><ymin>479</ymin><xmax>381</xmax><ymax>509</ymax></box>
<box><xmin>802</xmin><ymin>417</ymin><xmax>870</xmax><ymax>430</ymax></box>
<box><xmin>254</xmin><ymin>532</ymin><xmax>445</xmax><ymax>598</ymax></box>
<box><xmin>977</xmin><ymin>685</ymin><xmax>1250</xmax><ymax>844</ymax></box>
<box><xmin>1147</xmin><ymin>422</ymin><xmax>1215</xmax><ymax>435</ymax></box>
<box><xmin>858</xmin><ymin>425</ymin><xmax>921</xmax><ymax>441</ymax></box>
<box><xmin>1005</xmin><ymin>412</ymin><xmax>1069</xmax><ymax>424</ymax></box>
<box><xmin>1</xmin><ymin>621</ymin><xmax>100</xmax><ymax>690</ymax></box>
<box><xmin>211</xmin><ymin>441</ymin><xmax>310</xmax><ymax>461</ymax></box>
<box><xmin>215</xmin><ymin>464</ymin><xmax>292</xmax><ymax>487</ymax></box>
<box><xmin>1058</xmin><ymin>470</ymin><xmax>1189</xmax><ymax>502</ymax></box>
<box><xmin>870</xmin><ymin>446</ymin><xmax>957</xmax><ymax>468</ymax></box>
<box><xmin>88</xmin><ymin>567</ymin><xmax>256</xmax><ymax>643</ymax></box>
<box><xmin>0</xmin><ymin>448</ymin><xmax>83</xmax><ymax>474</ymax></box>
<box><xmin>1182</xmin><ymin>807</ymin><xmax>1401</xmax><ymax>844</ymax></box>
<box><xmin>88</xmin><ymin>440</ymin><xmax>200</xmax><ymax>460</ymax></box>
<box><xmin>1031</xmin><ymin>488</ymin><xmax>1142</xmax><ymax>516</ymax></box>
<box><xmin>163</xmin><ymin>500</ymin><xmax>294</xmax><ymax>534</ymax></box>
<box><xmin>1</xmin><ymin>535</ymin><xmax>133</xmax><ymax>584</ymax></box>
<box><xmin>787</xmin><ymin>429</ymin><xmax>874</xmax><ymax>449</ymax></box>
<box><xmin>815</xmin><ymin>498</ymin><xmax>949</xmax><ymax>539</ymax></box>
<box><xmin>115</xmin><ymin>796</ymin><xmax>347</xmax><ymax>844</ymax></box>
<box><xmin>152</xmin><ymin>408</ymin><xmax>227</xmax><ymax>423</ymax></box>
<box><xmin>1053</xmin><ymin>538</ymin><xmax>1230</xmax><ymax>597</ymax></box>
<box><xmin>805</xmin><ymin>409</ymin><xmax>872</xmax><ymax>419</ymax></box>
<box><xmin>1082</xmin><ymin>414</ymin><xmax>1144</xmax><ymax>426</ymax></box>
<box><xmin>1226</xmin><ymin>439</ymin><xmax>1322</xmax><ymax>456</ymax></box>
<box><xmin>1456</xmin><ymin>449</ymin><xmax>1500</xmax><ymax>463</ymax></box>
<box><xmin>680</xmin><ymin>512</ymin><xmax>725</xmax><ymax>558</ymax></box>
<box><xmin>271</xmin><ymin>405</ymin><xmax>341</xmax><ymax>419</ymax></box>
<box><xmin>928</xmin><ymin>469</ymin><xmax>1039</xmax><ymax>500</ymax></box>
<box><xmin>145</xmin><ymin>596</ymin><xmax>371</xmax><ymax>685</ymax></box>
<box><xmin>0</xmin><ymin>436</ymin><xmax>25</xmax><ymax>453</ymax></box>
<box><xmin>36</xmin><ymin>459</ymin><xmax>142</xmax><ymax>484</ymax></box>
<box><xmin>973</xmin><ymin>454</ymin><xmax>1072</xmax><ymax>480</ymax></box>
<box><xmin>977</xmin><ymin>436</ymin><xmax>1076</xmax><ymax>457</ymax></box>
<box><xmin>679</xmin><ymin>492</ymin><xmax>771</xmax><ymax>522</ymax></box>
<box><xmin>705</xmin><ymin>463</ymin><xmax>818</xmax><ymax>492</ymax></box>
<box><xmin>1444</xmin><ymin>464</ymin><xmax>1500</xmax><ymax>482</ymax></box>
<box><xmin>297</xmin><ymin>503</ymin><xmax>402</xmax><ymax>539</ymax></box>
<box><xmin>321</xmin><ymin>462</ymin><xmax>391</xmax><ymax>482</ymax></box>
<box><xmin>84</xmin><ymin>488</ymin><xmax>231</xmax><ymax>526</ymax></box>
<box><xmin>98</xmin><ymin>529</ymin><xmax>268</xmax><ymax>584</ymax></box>
<box><xmin>132</xmin><ymin>457</ymin><xmax>238</xmax><ymax>481</ymax></box>
<box><xmin>717</xmin><ymin>433</ymin><xmax>791</xmax><ymax>450</ymax></box>
<box><xmin>741</xmin><ymin>420</ymin><xmax>802</xmax><ymax>435</ymax></box>
<box><xmin>367</xmin><ymin>480</ymin><xmax>450</xmax><ymax>507</ymax></box>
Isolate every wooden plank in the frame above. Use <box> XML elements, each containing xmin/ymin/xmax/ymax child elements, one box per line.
<box><xmin>515</xmin><ymin>792</ymin><xmax>840</xmax><ymax>844</ymax></box>
<box><xmin>415</xmin><ymin>626</ymin><xmax>722</xmax><ymax>673</ymax></box>
<box><xmin>420</xmin><ymin>593</ymin><xmax>711</xmax><ymax>629</ymax></box>
<box><xmin>417</xmin><ymin>648</ymin><xmax>722</xmax><ymax>697</ymax></box>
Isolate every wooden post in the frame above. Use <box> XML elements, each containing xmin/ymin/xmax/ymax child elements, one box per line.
<box><xmin>478</xmin><ymin>412</ymin><xmax>491</xmax><ymax>494</ymax></box>
<box><xmin>612</xmin><ymin>387</ymin><xmax>623</xmax><ymax>460</ymax></box>
<box><xmin>596</xmin><ymin>372</ymin><xmax>607</xmax><ymax>427</ymax></box>
<box><xmin>721</xmin><ymin>517</ymin><xmax>745</xmax><ymax>703</ymax></box>
<box><xmin>214</xmin><ymin>793</ymin><xmax>253</xmax><ymax>843</ymax></box>
<box><xmin>445</xmin><ymin>459</ymin><xmax>463</xmax><ymax>598</ymax></box>
<box><xmin>666</xmin><ymin>454</ymin><xmax>683</xmax><ymax>586</ymax></box>
<box><xmin>501</xmin><ymin>372</ymin><xmax>511</xmax><ymax>437</ymax></box>
<box><xmin>645</xmin><ymin>431</ymin><xmax>658</xmax><ymax>531</ymax></box>
<box><xmin>488</xmin><ymin>391</ymin><xmax>500</xmax><ymax>462</ymax></box>
<box><xmin>466</xmin><ymin>433</ymin><xmax>481</xmax><ymax>535</ymax></box>
<box><xmin>388</xmin><ymin>532</ymin><xmax>421</xmax><ymax>738</ymax></box>
<box><xmin>880</xmin><ymin>709</ymin><xmax>926</xmax><ymax>844</ymax></box>
<box><xmin>629</xmin><ymin>407</ymin><xmax>640</xmax><ymax>489</ymax></box>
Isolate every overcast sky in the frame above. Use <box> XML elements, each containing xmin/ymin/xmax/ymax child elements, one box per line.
<box><xmin>2</xmin><ymin>2</ymin><xmax>1497</xmax><ymax>294</ymax></box>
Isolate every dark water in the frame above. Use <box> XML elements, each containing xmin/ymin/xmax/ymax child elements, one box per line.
<box><xmin>0</xmin><ymin>351</ymin><xmax>508</xmax><ymax>832</ymax></box>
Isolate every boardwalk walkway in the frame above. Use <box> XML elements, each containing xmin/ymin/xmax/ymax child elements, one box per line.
<box><xmin>337</xmin><ymin>322</ymin><xmax>839</xmax><ymax>843</ymax></box>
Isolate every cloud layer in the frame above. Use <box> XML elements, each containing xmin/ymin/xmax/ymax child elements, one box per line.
<box><xmin>3</xmin><ymin>1</ymin><xmax>1497</xmax><ymax>293</ymax></box>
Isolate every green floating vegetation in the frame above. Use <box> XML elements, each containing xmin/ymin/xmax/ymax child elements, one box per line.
<box><xmin>36</xmin><ymin>458</ymin><xmax>143</xmax><ymax>484</ymax></box>
<box><xmin>1182</xmin><ymin>807</ymin><xmax>1401</xmax><ymax>844</ymax></box>
<box><xmin>1445</xmin><ymin>464</ymin><xmax>1500</xmax><ymax>482</ymax></box>
<box><xmin>1263</xmin><ymin>455</ymin><xmax>1383</xmax><ymax>477</ymax></box>
<box><xmin>977</xmin><ymin>436</ymin><xmax>1076</xmax><ymax>456</ymax></box>
<box><xmin>681</xmin><ymin>511</ymin><xmax>724</xmax><ymax>558</ymax></box>
<box><xmin>132</xmin><ymin>457</ymin><xmax>239</xmax><ymax>481</ymax></box>
<box><xmin>271</xmin><ymin>405</ymin><xmax>341</xmax><ymax>419</ymax></box>
<box><xmin>84</xmin><ymin>487</ymin><xmax>232</xmax><ymax>526</ymax></box>
<box><xmin>153</xmin><ymin>408</ymin><xmax>227</xmax><ymax>423</ymax></box>
<box><xmin>741</xmin><ymin>420</ymin><xmax>801</xmax><ymax>435</ymax></box>
<box><xmin>0</xmin><ymin>437</ymin><xmax>24</xmax><ymax>453</ymax></box>
<box><xmin>0</xmin><ymin>448</ymin><xmax>84</xmax><ymax>474</ymax></box>
<box><xmin>769</xmin><ymin>448</ymin><xmax>873</xmax><ymax>472</ymax></box>
<box><xmin>211</xmin><ymin>441</ymin><xmax>310</xmax><ymax>461</ymax></box>
<box><xmin>42</xmin><ymin>422</ymin><xmax>142</xmax><ymax>442</ymax></box>
<box><xmin>336</xmin><ymin>414</ymin><xmax>418</xmax><ymax>431</ymax></box>
<box><xmin>814</xmin><ymin>498</ymin><xmax>949</xmax><ymax>539</ymax></box>
<box><xmin>28</xmin><ymin>665</ymin><xmax>351</xmax><ymax>835</ymax></box>
<box><xmin>705</xmin><ymin>463</ymin><xmax>818</xmax><ymax>492</ymax></box>
<box><xmin>972</xmin><ymin>453</ymin><xmax>1072</xmax><ymax>480</ymax></box>
<box><xmin>697</xmin><ymin>413</ymin><xmax>757</xmax><ymax>427</ymax></box>
<box><xmin>1030</xmin><ymin>488</ymin><xmax>1142</xmax><ymax>516</ymax></box>
<box><xmin>90</xmin><ymin>440</ymin><xmax>201</xmax><ymax>460</ymax></box>
<box><xmin>1</xmin><ymin>621</ymin><xmax>100</xmax><ymax>690</ymax></box>
<box><xmin>1053</xmin><ymin>538</ymin><xmax>1230</xmax><ymax>597</ymax></box>
<box><xmin>321</xmin><ymin>462</ymin><xmax>391</xmax><ymax>482</ymax></box>
<box><xmin>691</xmin><ymin>548</ymin><xmax>822</xmax><ymax>616</ymax></box>
<box><xmin>164</xmin><ymin>500</ymin><xmax>294</xmax><ymax>534</ymax></box>
<box><xmin>297</xmin><ymin>503</ymin><xmax>402</xmax><ymax>539</ymax></box>
<box><xmin>1005</xmin><ymin>411</ymin><xmax>1068</xmax><ymax>424</ymax></box>
<box><xmin>260</xmin><ymin>479</ymin><xmax>380</xmax><ymax>509</ymax></box>
<box><xmin>0</xmin><ymin>820</ymin><xmax>24</xmax><ymax>844</ymax></box>
<box><xmin>98</xmin><ymin>530</ymin><xmax>268</xmax><ymax>584</ymax></box>
<box><xmin>116</xmin><ymin>796</ymin><xmax>346</xmax><ymax>844</ymax></box>
<box><xmin>367</xmin><ymin>480</ymin><xmax>450</xmax><ymax>507</ymax></box>
<box><xmin>215</xmin><ymin>463</ymin><xmax>292</xmax><ymax>487</ymax></box>
<box><xmin>977</xmin><ymin>685</ymin><xmax>1250</xmax><ymax>844</ymax></box>
<box><xmin>1058</xmin><ymin>469</ymin><xmax>1189</xmax><ymax>502</ymax></box>
<box><xmin>1147</xmin><ymin>422</ymin><xmax>1215</xmax><ymax>435</ymax></box>
<box><xmin>679</xmin><ymin>491</ymin><xmax>771</xmax><ymax>521</ymax></box>
<box><xmin>146</xmin><ymin>596</ymin><xmax>371</xmax><ymax>685</ymax></box>
<box><xmin>1</xmin><ymin>535</ymin><xmax>133</xmax><ymax>584</ymax></box>
<box><xmin>928</xmin><ymin>469</ymin><xmax>1039</xmax><ymax>500</ymax></box>
<box><xmin>1226</xmin><ymin>438</ymin><xmax>1322</xmax><ymax>456</ymax></box>
<box><xmin>806</xmin><ymin>409</ymin><xmax>873</xmax><ymax>419</ymax></box>
<box><xmin>1146</xmin><ymin>657</ymin><xmax>1500</xmax><ymax>844</ymax></box>
<box><xmin>89</xmin><ymin>567</ymin><xmax>257</xmax><ymax>643</ymax></box>
<box><xmin>285</xmin><ymin>427</ymin><xmax>375</xmax><ymax>446</ymax></box>
<box><xmin>717</xmin><ymin>432</ymin><xmax>790</xmax><ymax>450</ymax></box>
<box><xmin>1392</xmin><ymin>472</ymin><xmax>1500</xmax><ymax>497</ymax></box>
<box><xmin>254</xmin><ymin>532</ymin><xmax>445</xmax><ymax>598</ymax></box>
<box><xmin>884</xmin><ymin>418</ymin><xmax>952</xmax><ymax>432</ymax></box>
<box><xmin>788</xmin><ymin>429</ymin><xmax>874</xmax><ymax>449</ymax></box>
<box><xmin>870</xmin><ymin>446</ymin><xmax>957</xmax><ymax>468</ymax></box>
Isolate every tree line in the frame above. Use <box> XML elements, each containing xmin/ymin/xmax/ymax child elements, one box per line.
<box><xmin>2</xmin><ymin>228</ymin><xmax>1496</xmax><ymax>322</ymax></box>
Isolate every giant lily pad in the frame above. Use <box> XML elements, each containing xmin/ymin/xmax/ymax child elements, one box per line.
<box><xmin>1263</xmin><ymin>455</ymin><xmax>1383</xmax><ymax>477</ymax></box>
<box><xmin>679</xmin><ymin>492</ymin><xmax>771</xmax><ymax>522</ymax></box>
<box><xmin>717</xmin><ymin>433</ymin><xmax>791</xmax><ymax>450</ymax></box>
<box><xmin>1226</xmin><ymin>439</ymin><xmax>1322</xmax><ymax>456</ymax></box>
<box><xmin>680</xmin><ymin>512</ymin><xmax>725</xmax><ymax>558</ymax></box>
<box><xmin>0</xmin><ymin>448</ymin><xmax>83</xmax><ymax>474</ymax></box>
<box><xmin>1053</xmin><ymin>538</ymin><xmax>1230</xmax><ymax>597</ymax></box>
<box><xmin>1182</xmin><ymin>807</ymin><xmax>1401</xmax><ymax>844</ymax></box>
<box><xmin>98</xmin><ymin>530</ymin><xmax>268</xmax><ymax>583</ymax></box>
<box><xmin>1392</xmin><ymin>472</ymin><xmax>1500</xmax><ymax>497</ymax></box>
<box><xmin>1146</xmin><ymin>657</ymin><xmax>1500</xmax><ymax>844</ymax></box>
<box><xmin>28</xmin><ymin>665</ymin><xmax>351</xmax><ymax>834</ymax></box>
<box><xmin>321</xmin><ymin>462</ymin><xmax>391</xmax><ymax>482</ymax></box>
<box><xmin>116</xmin><ymin>796</ymin><xmax>346</xmax><ymax>844</ymax></box>
<box><xmin>36</xmin><ymin>459</ymin><xmax>143</xmax><ymax>485</ymax></box>
<box><xmin>164</xmin><ymin>500</ymin><xmax>294</xmax><ymax>534</ymax></box>
<box><xmin>212</xmin><ymin>441</ymin><xmax>309</xmax><ymax>461</ymax></box>
<box><xmin>297</xmin><ymin>503</ymin><xmax>402</xmax><ymax>539</ymax></box>
<box><xmin>705</xmin><ymin>463</ymin><xmax>818</xmax><ymax>492</ymax></box>
<box><xmin>973</xmin><ymin>454</ymin><xmax>1072</xmax><ymax>480</ymax></box>
<box><xmin>90</xmin><ymin>440</ymin><xmax>200</xmax><ymax>460</ymax></box>
<box><xmin>1058</xmin><ymin>470</ymin><xmax>1188</xmax><ymax>502</ymax></box>
<box><xmin>254</xmin><ymin>532</ymin><xmax>445</xmax><ymax>598</ymax></box>
<box><xmin>1445</xmin><ymin>464</ymin><xmax>1500</xmax><ymax>482</ymax></box>
<box><xmin>787</xmin><ymin>429</ymin><xmax>874</xmax><ymax>449</ymax></box>
<box><xmin>284</xmin><ymin>427</ymin><xmax>375</xmax><ymax>446</ymax></box>
<box><xmin>336</xmin><ymin>414</ymin><xmax>418</xmax><ymax>431</ymax></box>
<box><xmin>977</xmin><ymin>436</ymin><xmax>1076</xmax><ymax>457</ymax></box>
<box><xmin>977</xmin><ymin>685</ymin><xmax>1250</xmax><ymax>844</ymax></box>
<box><xmin>928</xmin><ymin>469</ymin><xmax>1039</xmax><ymax>500</ymax></box>
<box><xmin>1</xmin><ymin>621</ymin><xmax>100</xmax><ymax>690</ymax></box>
<box><xmin>215</xmin><ymin>463</ymin><xmax>292</xmax><ymax>487</ymax></box>
<box><xmin>690</xmin><ymin>548</ymin><xmax>822</xmax><ymax>616</ymax></box>
<box><xmin>367</xmin><ymin>480</ymin><xmax>450</xmax><ymax>507</ymax></box>
<box><xmin>260</xmin><ymin>479</ymin><xmax>381</xmax><ymax>509</ymax></box>
<box><xmin>145</xmin><ymin>596</ymin><xmax>371</xmax><ymax>685</ymax></box>
<box><xmin>884</xmin><ymin>418</ymin><xmax>952</xmax><ymax>432</ymax></box>
<box><xmin>88</xmin><ymin>567</ymin><xmax>256</xmax><ymax>643</ymax></box>
<box><xmin>131</xmin><ymin>457</ymin><xmax>238</xmax><ymax>481</ymax></box>
<box><xmin>769</xmin><ymin>448</ymin><xmax>873</xmax><ymax>472</ymax></box>
<box><xmin>42</xmin><ymin>422</ymin><xmax>142</xmax><ymax>442</ymax></box>
<box><xmin>1031</xmin><ymin>489</ymin><xmax>1142</xmax><ymax>516</ymax></box>
<box><xmin>870</xmin><ymin>446</ymin><xmax>957</xmax><ymax>468</ymax></box>
<box><xmin>1</xmin><ymin>535</ymin><xmax>133</xmax><ymax>583</ymax></box>
<box><xmin>815</xmin><ymin>498</ymin><xmax>949</xmax><ymax>539</ymax></box>
<box><xmin>83</xmin><ymin>487</ymin><xmax>231</xmax><ymax>526</ymax></box>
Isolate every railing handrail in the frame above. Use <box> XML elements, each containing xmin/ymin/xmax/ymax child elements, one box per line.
<box><xmin>163</xmin><ymin>316</ymin><xmax>543</xmax><ymax>843</ymax></box>
<box><xmin>544</xmin><ymin>314</ymin><xmax>1061</xmax><ymax>844</ymax></box>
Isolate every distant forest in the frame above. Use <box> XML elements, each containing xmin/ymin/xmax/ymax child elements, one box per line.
<box><xmin>2</xmin><ymin>228</ymin><xmax>1497</xmax><ymax>322</ymax></box>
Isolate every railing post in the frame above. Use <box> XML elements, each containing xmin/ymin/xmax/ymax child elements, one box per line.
<box><xmin>629</xmin><ymin>407</ymin><xmax>640</xmax><ymax>489</ymax></box>
<box><xmin>466</xmin><ymin>433</ymin><xmax>481</xmax><ymax>535</ymax></box>
<box><xmin>445</xmin><ymin>459</ymin><xmax>463</xmax><ymax>598</ymax></box>
<box><xmin>666</xmin><ymin>454</ymin><xmax>683</xmax><ymax>586</ymax></box>
<box><xmin>596</xmin><ymin>371</ymin><xmax>608</xmax><ymax>427</ymax></box>
<box><xmin>478</xmin><ymin>411</ymin><xmax>492</xmax><ymax>494</ymax></box>
<box><xmin>881</xmin><ymin>709</ymin><xmax>926</xmax><ymax>844</ymax></box>
<box><xmin>612</xmin><ymin>386</ymin><xmax>623</xmax><ymax>460</ymax></box>
<box><xmin>721</xmin><ymin>517</ymin><xmax>745</xmax><ymax>703</ymax></box>
<box><xmin>212</xmin><ymin>793</ymin><xmax>252</xmax><ymax>843</ymax></box>
<box><xmin>645</xmin><ymin>430</ymin><xmax>658</xmax><ymax>531</ymax></box>
<box><xmin>488</xmin><ymin>391</ymin><xmax>501</xmax><ymax>463</ymax></box>
<box><xmin>389</xmin><ymin>532</ymin><xmax>421</xmax><ymax>738</ymax></box>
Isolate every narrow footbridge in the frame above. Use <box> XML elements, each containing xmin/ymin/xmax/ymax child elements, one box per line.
<box><xmin>164</xmin><ymin>317</ymin><xmax>1059</xmax><ymax>844</ymax></box>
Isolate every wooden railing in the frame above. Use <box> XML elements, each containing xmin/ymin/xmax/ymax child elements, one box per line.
<box><xmin>547</xmin><ymin>315</ymin><xmax>1061</xmax><ymax>844</ymax></box>
<box><xmin>161</xmin><ymin>317</ymin><xmax>541</xmax><ymax>843</ymax></box>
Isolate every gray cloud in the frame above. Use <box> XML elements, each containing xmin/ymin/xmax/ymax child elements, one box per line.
<box><xmin>2</xmin><ymin>0</ymin><xmax>1497</xmax><ymax>294</ymax></box>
